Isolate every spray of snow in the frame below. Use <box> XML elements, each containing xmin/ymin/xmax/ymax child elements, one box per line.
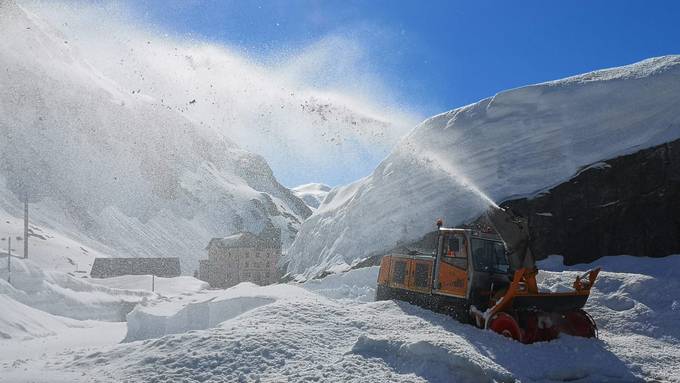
<box><xmin>17</xmin><ymin>0</ymin><xmax>420</xmax><ymax>185</ymax></box>
<box><xmin>409</xmin><ymin>145</ymin><xmax>500</xmax><ymax>210</ymax></box>
<box><xmin>0</xmin><ymin>1</ymin><xmax>424</xmax><ymax>272</ymax></box>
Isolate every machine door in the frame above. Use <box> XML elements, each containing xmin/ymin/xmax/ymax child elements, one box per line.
<box><xmin>468</xmin><ymin>238</ymin><xmax>511</xmax><ymax>308</ymax></box>
<box><xmin>407</xmin><ymin>260</ymin><xmax>433</xmax><ymax>293</ymax></box>
<box><xmin>436</xmin><ymin>234</ymin><xmax>469</xmax><ymax>297</ymax></box>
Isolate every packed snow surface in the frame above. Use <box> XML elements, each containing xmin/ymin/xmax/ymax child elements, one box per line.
<box><xmin>291</xmin><ymin>183</ymin><xmax>332</xmax><ymax>209</ymax></box>
<box><xmin>88</xmin><ymin>275</ymin><xmax>208</xmax><ymax>297</ymax></box>
<box><xmin>0</xmin><ymin>259</ymin><xmax>150</xmax><ymax>322</ymax></box>
<box><xmin>0</xmin><ymin>257</ymin><xmax>210</xmax><ymax>326</ymax></box>
<box><xmin>2</xmin><ymin>254</ymin><xmax>679</xmax><ymax>382</ymax></box>
<box><xmin>0</xmin><ymin>294</ymin><xmax>75</xmax><ymax>340</ymax></box>
<box><xmin>288</xmin><ymin>55</ymin><xmax>680</xmax><ymax>278</ymax></box>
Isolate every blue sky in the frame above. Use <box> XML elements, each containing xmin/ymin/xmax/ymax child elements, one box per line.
<box><xmin>122</xmin><ymin>0</ymin><xmax>680</xmax><ymax>186</ymax></box>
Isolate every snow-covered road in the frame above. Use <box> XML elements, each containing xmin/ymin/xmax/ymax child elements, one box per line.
<box><xmin>1</xmin><ymin>256</ymin><xmax>679</xmax><ymax>382</ymax></box>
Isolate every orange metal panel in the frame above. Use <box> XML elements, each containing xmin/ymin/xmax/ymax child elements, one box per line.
<box><xmin>388</xmin><ymin>257</ymin><xmax>410</xmax><ymax>289</ymax></box>
<box><xmin>437</xmin><ymin>261</ymin><xmax>468</xmax><ymax>297</ymax></box>
<box><xmin>406</xmin><ymin>259</ymin><xmax>434</xmax><ymax>293</ymax></box>
<box><xmin>377</xmin><ymin>256</ymin><xmax>391</xmax><ymax>285</ymax></box>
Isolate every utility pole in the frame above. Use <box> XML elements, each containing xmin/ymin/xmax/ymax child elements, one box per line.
<box><xmin>24</xmin><ymin>192</ymin><xmax>28</xmax><ymax>259</ymax></box>
<box><xmin>7</xmin><ymin>236</ymin><xmax>11</xmax><ymax>284</ymax></box>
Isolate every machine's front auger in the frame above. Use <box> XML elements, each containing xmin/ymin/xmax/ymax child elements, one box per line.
<box><xmin>476</xmin><ymin>265</ymin><xmax>601</xmax><ymax>343</ymax></box>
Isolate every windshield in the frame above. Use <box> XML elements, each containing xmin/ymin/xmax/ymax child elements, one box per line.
<box><xmin>471</xmin><ymin>238</ymin><xmax>510</xmax><ymax>273</ymax></box>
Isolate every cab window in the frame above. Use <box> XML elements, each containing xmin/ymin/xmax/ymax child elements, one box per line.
<box><xmin>442</xmin><ymin>235</ymin><xmax>468</xmax><ymax>270</ymax></box>
<box><xmin>471</xmin><ymin>239</ymin><xmax>509</xmax><ymax>273</ymax></box>
<box><xmin>444</xmin><ymin>235</ymin><xmax>466</xmax><ymax>258</ymax></box>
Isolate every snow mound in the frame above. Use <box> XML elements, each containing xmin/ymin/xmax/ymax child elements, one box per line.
<box><xmin>350</xmin><ymin>335</ymin><xmax>512</xmax><ymax>382</ymax></box>
<box><xmin>124</xmin><ymin>295</ymin><xmax>275</xmax><ymax>342</ymax></box>
<box><xmin>302</xmin><ymin>265</ymin><xmax>379</xmax><ymax>302</ymax></box>
<box><xmin>1</xmin><ymin>258</ymin><xmax>156</xmax><ymax>321</ymax></box>
<box><xmin>288</xmin><ymin>55</ymin><xmax>680</xmax><ymax>278</ymax></box>
<box><xmin>539</xmin><ymin>255</ymin><xmax>680</xmax><ymax>343</ymax></box>
<box><xmin>59</xmin><ymin>255</ymin><xmax>679</xmax><ymax>382</ymax></box>
<box><xmin>0</xmin><ymin>294</ymin><xmax>75</xmax><ymax>340</ymax></box>
<box><xmin>123</xmin><ymin>283</ymin><xmax>310</xmax><ymax>342</ymax></box>
<box><xmin>291</xmin><ymin>183</ymin><xmax>332</xmax><ymax>209</ymax></box>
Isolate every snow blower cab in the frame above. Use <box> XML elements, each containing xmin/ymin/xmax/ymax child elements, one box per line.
<box><xmin>376</xmin><ymin>206</ymin><xmax>600</xmax><ymax>343</ymax></box>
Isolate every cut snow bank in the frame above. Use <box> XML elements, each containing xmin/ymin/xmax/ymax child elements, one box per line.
<box><xmin>123</xmin><ymin>266</ymin><xmax>380</xmax><ymax>342</ymax></box>
<box><xmin>88</xmin><ymin>275</ymin><xmax>208</xmax><ymax>297</ymax></box>
<box><xmin>123</xmin><ymin>283</ymin><xmax>310</xmax><ymax>342</ymax></box>
<box><xmin>287</xmin><ymin>55</ymin><xmax>680</xmax><ymax>278</ymax></box>
<box><xmin>124</xmin><ymin>295</ymin><xmax>275</xmax><ymax>342</ymax></box>
<box><xmin>0</xmin><ymin>259</ymin><xmax>147</xmax><ymax>321</ymax></box>
<box><xmin>0</xmin><ymin>258</ymin><xmax>207</xmax><ymax>322</ymax></box>
<box><xmin>301</xmin><ymin>266</ymin><xmax>378</xmax><ymax>302</ymax></box>
<box><xmin>0</xmin><ymin>294</ymin><xmax>75</xmax><ymax>340</ymax></box>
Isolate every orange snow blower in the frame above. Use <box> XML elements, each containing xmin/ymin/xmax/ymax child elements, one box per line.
<box><xmin>376</xmin><ymin>206</ymin><xmax>600</xmax><ymax>343</ymax></box>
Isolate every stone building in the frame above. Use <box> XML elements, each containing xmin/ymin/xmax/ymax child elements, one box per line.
<box><xmin>198</xmin><ymin>225</ymin><xmax>281</xmax><ymax>288</ymax></box>
<box><xmin>90</xmin><ymin>257</ymin><xmax>181</xmax><ymax>278</ymax></box>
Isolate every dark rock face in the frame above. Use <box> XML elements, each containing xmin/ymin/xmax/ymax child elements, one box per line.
<box><xmin>502</xmin><ymin>139</ymin><xmax>680</xmax><ymax>265</ymax></box>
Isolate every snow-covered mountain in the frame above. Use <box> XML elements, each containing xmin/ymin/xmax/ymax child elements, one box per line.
<box><xmin>0</xmin><ymin>2</ymin><xmax>313</xmax><ymax>273</ymax></box>
<box><xmin>287</xmin><ymin>55</ymin><xmax>680</xmax><ymax>278</ymax></box>
<box><xmin>18</xmin><ymin>1</ymin><xmax>418</xmax><ymax>191</ymax></box>
<box><xmin>291</xmin><ymin>183</ymin><xmax>331</xmax><ymax>209</ymax></box>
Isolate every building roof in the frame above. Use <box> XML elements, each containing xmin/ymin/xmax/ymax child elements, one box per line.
<box><xmin>90</xmin><ymin>257</ymin><xmax>181</xmax><ymax>278</ymax></box>
<box><xmin>207</xmin><ymin>232</ymin><xmax>258</xmax><ymax>249</ymax></box>
<box><xmin>206</xmin><ymin>224</ymin><xmax>282</xmax><ymax>251</ymax></box>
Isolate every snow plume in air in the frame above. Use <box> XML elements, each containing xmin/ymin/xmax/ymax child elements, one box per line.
<box><xmin>19</xmin><ymin>0</ymin><xmax>421</xmax><ymax>186</ymax></box>
<box><xmin>404</xmin><ymin>142</ymin><xmax>500</xmax><ymax>210</ymax></box>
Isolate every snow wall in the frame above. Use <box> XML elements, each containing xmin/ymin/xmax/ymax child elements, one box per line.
<box><xmin>287</xmin><ymin>55</ymin><xmax>680</xmax><ymax>278</ymax></box>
